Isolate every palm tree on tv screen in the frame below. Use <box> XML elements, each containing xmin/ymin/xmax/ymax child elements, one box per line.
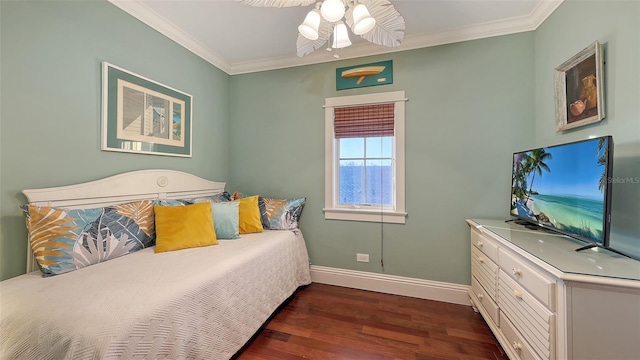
<box><xmin>512</xmin><ymin>159</ymin><xmax>528</xmax><ymax>203</ymax></box>
<box><xmin>524</xmin><ymin>148</ymin><xmax>552</xmax><ymax>204</ymax></box>
<box><xmin>596</xmin><ymin>138</ymin><xmax>608</xmax><ymax>192</ymax></box>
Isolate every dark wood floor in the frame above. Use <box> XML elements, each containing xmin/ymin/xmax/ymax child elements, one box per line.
<box><xmin>234</xmin><ymin>283</ymin><xmax>507</xmax><ymax>360</ymax></box>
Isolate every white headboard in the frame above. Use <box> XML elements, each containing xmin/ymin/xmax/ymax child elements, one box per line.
<box><xmin>22</xmin><ymin>169</ymin><xmax>226</xmax><ymax>272</ymax></box>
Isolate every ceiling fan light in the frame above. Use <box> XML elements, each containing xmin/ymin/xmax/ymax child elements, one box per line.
<box><xmin>352</xmin><ymin>4</ymin><xmax>376</xmax><ymax>35</ymax></box>
<box><xmin>320</xmin><ymin>0</ymin><xmax>345</xmax><ymax>22</ymax></box>
<box><xmin>298</xmin><ymin>9</ymin><xmax>321</xmax><ymax>40</ymax></box>
<box><xmin>332</xmin><ymin>21</ymin><xmax>351</xmax><ymax>49</ymax></box>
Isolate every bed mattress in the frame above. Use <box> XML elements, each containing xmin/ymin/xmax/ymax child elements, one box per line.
<box><xmin>0</xmin><ymin>230</ymin><xmax>311</xmax><ymax>359</ymax></box>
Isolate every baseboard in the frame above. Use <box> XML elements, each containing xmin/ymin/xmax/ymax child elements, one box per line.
<box><xmin>310</xmin><ymin>265</ymin><xmax>471</xmax><ymax>306</ymax></box>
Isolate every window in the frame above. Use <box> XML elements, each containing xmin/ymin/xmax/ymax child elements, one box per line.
<box><xmin>324</xmin><ymin>91</ymin><xmax>406</xmax><ymax>224</ymax></box>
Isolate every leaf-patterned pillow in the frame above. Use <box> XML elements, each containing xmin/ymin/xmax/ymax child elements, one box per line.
<box><xmin>21</xmin><ymin>200</ymin><xmax>155</xmax><ymax>276</ymax></box>
<box><xmin>258</xmin><ymin>197</ymin><xmax>306</xmax><ymax>230</ymax></box>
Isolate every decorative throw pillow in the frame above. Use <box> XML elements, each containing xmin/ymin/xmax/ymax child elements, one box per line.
<box><xmin>154</xmin><ymin>202</ymin><xmax>218</xmax><ymax>253</ymax></box>
<box><xmin>259</xmin><ymin>197</ymin><xmax>306</xmax><ymax>230</ymax></box>
<box><xmin>211</xmin><ymin>202</ymin><xmax>240</xmax><ymax>239</ymax></box>
<box><xmin>22</xmin><ymin>200</ymin><xmax>155</xmax><ymax>276</ymax></box>
<box><xmin>157</xmin><ymin>194</ymin><xmax>238</xmax><ymax>239</ymax></box>
<box><xmin>233</xmin><ymin>195</ymin><xmax>264</xmax><ymax>234</ymax></box>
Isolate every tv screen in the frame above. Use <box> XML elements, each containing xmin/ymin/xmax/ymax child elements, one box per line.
<box><xmin>510</xmin><ymin>136</ymin><xmax>613</xmax><ymax>247</ymax></box>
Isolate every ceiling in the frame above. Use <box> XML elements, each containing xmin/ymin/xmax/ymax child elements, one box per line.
<box><xmin>109</xmin><ymin>0</ymin><xmax>563</xmax><ymax>75</ymax></box>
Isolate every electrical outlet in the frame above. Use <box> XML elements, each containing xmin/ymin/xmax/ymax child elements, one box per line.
<box><xmin>356</xmin><ymin>253</ymin><xmax>369</xmax><ymax>263</ymax></box>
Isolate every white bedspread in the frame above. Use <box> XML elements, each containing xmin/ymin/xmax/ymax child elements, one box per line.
<box><xmin>0</xmin><ymin>230</ymin><xmax>311</xmax><ymax>360</ymax></box>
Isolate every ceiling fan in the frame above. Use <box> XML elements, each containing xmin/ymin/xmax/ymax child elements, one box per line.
<box><xmin>237</xmin><ymin>0</ymin><xmax>405</xmax><ymax>58</ymax></box>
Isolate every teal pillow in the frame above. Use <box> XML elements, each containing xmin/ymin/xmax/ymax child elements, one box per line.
<box><xmin>211</xmin><ymin>202</ymin><xmax>240</xmax><ymax>239</ymax></box>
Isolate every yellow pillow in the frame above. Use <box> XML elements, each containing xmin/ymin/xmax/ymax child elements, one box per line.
<box><xmin>154</xmin><ymin>202</ymin><xmax>218</xmax><ymax>253</ymax></box>
<box><xmin>233</xmin><ymin>195</ymin><xmax>264</xmax><ymax>234</ymax></box>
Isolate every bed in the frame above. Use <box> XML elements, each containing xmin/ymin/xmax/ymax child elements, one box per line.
<box><xmin>0</xmin><ymin>169</ymin><xmax>312</xmax><ymax>359</ymax></box>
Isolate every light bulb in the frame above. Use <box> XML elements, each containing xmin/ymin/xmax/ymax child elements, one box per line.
<box><xmin>352</xmin><ymin>4</ymin><xmax>376</xmax><ymax>35</ymax></box>
<box><xmin>298</xmin><ymin>9</ymin><xmax>321</xmax><ymax>40</ymax></box>
<box><xmin>332</xmin><ymin>22</ymin><xmax>351</xmax><ymax>49</ymax></box>
<box><xmin>321</xmin><ymin>0</ymin><xmax>345</xmax><ymax>23</ymax></box>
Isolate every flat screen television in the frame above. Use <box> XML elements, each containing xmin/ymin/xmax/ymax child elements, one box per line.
<box><xmin>510</xmin><ymin>135</ymin><xmax>614</xmax><ymax>252</ymax></box>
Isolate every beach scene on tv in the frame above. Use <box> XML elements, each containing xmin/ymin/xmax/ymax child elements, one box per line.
<box><xmin>510</xmin><ymin>137</ymin><xmax>609</xmax><ymax>244</ymax></box>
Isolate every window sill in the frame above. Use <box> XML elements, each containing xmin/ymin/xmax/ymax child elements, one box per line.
<box><xmin>323</xmin><ymin>208</ymin><xmax>407</xmax><ymax>224</ymax></box>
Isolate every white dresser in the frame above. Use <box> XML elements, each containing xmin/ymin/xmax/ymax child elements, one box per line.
<box><xmin>467</xmin><ymin>219</ymin><xmax>640</xmax><ymax>360</ymax></box>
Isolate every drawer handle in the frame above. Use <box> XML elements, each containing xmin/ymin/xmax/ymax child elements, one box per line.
<box><xmin>477</xmin><ymin>293</ymin><xmax>484</xmax><ymax>301</ymax></box>
<box><xmin>478</xmin><ymin>256</ymin><xmax>485</xmax><ymax>263</ymax></box>
<box><xmin>513</xmin><ymin>290</ymin><xmax>523</xmax><ymax>299</ymax></box>
<box><xmin>512</xmin><ymin>341</ymin><xmax>522</xmax><ymax>351</ymax></box>
<box><xmin>476</xmin><ymin>241</ymin><xmax>483</xmax><ymax>248</ymax></box>
<box><xmin>512</xmin><ymin>268</ymin><xmax>522</xmax><ymax>277</ymax></box>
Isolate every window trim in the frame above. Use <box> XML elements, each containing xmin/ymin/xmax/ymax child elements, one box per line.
<box><xmin>323</xmin><ymin>91</ymin><xmax>407</xmax><ymax>224</ymax></box>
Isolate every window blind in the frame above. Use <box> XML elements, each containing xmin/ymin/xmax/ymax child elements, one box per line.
<box><xmin>334</xmin><ymin>103</ymin><xmax>394</xmax><ymax>138</ymax></box>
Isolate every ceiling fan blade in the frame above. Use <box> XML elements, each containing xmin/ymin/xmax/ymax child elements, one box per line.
<box><xmin>236</xmin><ymin>0</ymin><xmax>315</xmax><ymax>7</ymax></box>
<box><xmin>345</xmin><ymin>0</ymin><xmax>405</xmax><ymax>47</ymax></box>
<box><xmin>297</xmin><ymin>20</ymin><xmax>332</xmax><ymax>57</ymax></box>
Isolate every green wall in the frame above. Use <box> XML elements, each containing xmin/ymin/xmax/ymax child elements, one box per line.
<box><xmin>229</xmin><ymin>33</ymin><xmax>536</xmax><ymax>285</ymax></box>
<box><xmin>0</xmin><ymin>0</ymin><xmax>230</xmax><ymax>280</ymax></box>
<box><xmin>1</xmin><ymin>0</ymin><xmax>637</xmax><ymax>283</ymax></box>
<box><xmin>534</xmin><ymin>0</ymin><xmax>640</xmax><ymax>258</ymax></box>
<box><xmin>228</xmin><ymin>0</ymin><xmax>639</xmax><ymax>284</ymax></box>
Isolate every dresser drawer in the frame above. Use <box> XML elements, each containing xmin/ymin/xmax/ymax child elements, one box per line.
<box><xmin>500</xmin><ymin>310</ymin><xmax>543</xmax><ymax>360</ymax></box>
<box><xmin>499</xmin><ymin>249</ymin><xmax>555</xmax><ymax>309</ymax></box>
<box><xmin>471</xmin><ymin>227</ymin><xmax>498</xmax><ymax>263</ymax></box>
<box><xmin>471</xmin><ymin>245</ymin><xmax>498</xmax><ymax>300</ymax></box>
<box><xmin>499</xmin><ymin>271</ymin><xmax>555</xmax><ymax>360</ymax></box>
<box><xmin>470</xmin><ymin>275</ymin><xmax>500</xmax><ymax>326</ymax></box>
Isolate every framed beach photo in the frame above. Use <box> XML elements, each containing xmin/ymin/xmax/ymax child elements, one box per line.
<box><xmin>102</xmin><ymin>62</ymin><xmax>193</xmax><ymax>157</ymax></box>
<box><xmin>554</xmin><ymin>41</ymin><xmax>605</xmax><ymax>132</ymax></box>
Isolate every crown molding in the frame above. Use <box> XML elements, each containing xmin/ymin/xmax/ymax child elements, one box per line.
<box><xmin>109</xmin><ymin>0</ymin><xmax>563</xmax><ymax>76</ymax></box>
<box><xmin>108</xmin><ymin>0</ymin><xmax>231</xmax><ymax>74</ymax></box>
<box><xmin>229</xmin><ymin>41</ymin><xmax>405</xmax><ymax>75</ymax></box>
<box><xmin>530</xmin><ymin>0</ymin><xmax>565</xmax><ymax>28</ymax></box>
<box><xmin>397</xmin><ymin>0</ymin><xmax>564</xmax><ymax>52</ymax></box>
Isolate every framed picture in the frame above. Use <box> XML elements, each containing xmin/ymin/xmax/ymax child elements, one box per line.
<box><xmin>102</xmin><ymin>62</ymin><xmax>192</xmax><ymax>157</ymax></box>
<box><xmin>555</xmin><ymin>41</ymin><xmax>605</xmax><ymax>132</ymax></box>
<box><xmin>336</xmin><ymin>60</ymin><xmax>393</xmax><ymax>90</ymax></box>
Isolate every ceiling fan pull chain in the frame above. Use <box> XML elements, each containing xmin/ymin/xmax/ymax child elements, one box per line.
<box><xmin>326</xmin><ymin>22</ymin><xmax>333</xmax><ymax>52</ymax></box>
